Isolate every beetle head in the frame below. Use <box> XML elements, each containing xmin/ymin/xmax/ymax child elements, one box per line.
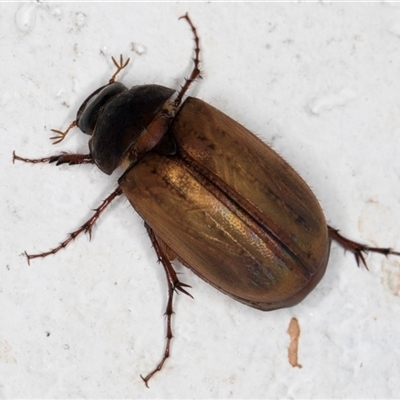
<box><xmin>76</xmin><ymin>82</ymin><xmax>127</xmax><ymax>136</ymax></box>
<box><xmin>77</xmin><ymin>83</ymin><xmax>176</xmax><ymax>175</ymax></box>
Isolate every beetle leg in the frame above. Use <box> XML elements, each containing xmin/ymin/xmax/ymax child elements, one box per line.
<box><xmin>173</xmin><ymin>13</ymin><xmax>201</xmax><ymax>108</ymax></box>
<box><xmin>13</xmin><ymin>151</ymin><xmax>94</xmax><ymax>166</ymax></box>
<box><xmin>23</xmin><ymin>187</ymin><xmax>122</xmax><ymax>265</ymax></box>
<box><xmin>328</xmin><ymin>225</ymin><xmax>400</xmax><ymax>270</ymax></box>
<box><xmin>140</xmin><ymin>223</ymin><xmax>192</xmax><ymax>388</ymax></box>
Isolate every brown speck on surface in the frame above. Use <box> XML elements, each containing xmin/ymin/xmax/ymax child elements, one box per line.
<box><xmin>287</xmin><ymin>317</ymin><xmax>302</xmax><ymax>368</ymax></box>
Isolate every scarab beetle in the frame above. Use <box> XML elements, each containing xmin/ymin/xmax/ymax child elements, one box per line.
<box><xmin>13</xmin><ymin>14</ymin><xmax>400</xmax><ymax>386</ymax></box>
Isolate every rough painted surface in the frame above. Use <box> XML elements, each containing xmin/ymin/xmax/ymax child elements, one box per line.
<box><xmin>2</xmin><ymin>3</ymin><xmax>400</xmax><ymax>398</ymax></box>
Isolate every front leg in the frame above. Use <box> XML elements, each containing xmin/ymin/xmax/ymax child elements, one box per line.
<box><xmin>13</xmin><ymin>151</ymin><xmax>94</xmax><ymax>166</ymax></box>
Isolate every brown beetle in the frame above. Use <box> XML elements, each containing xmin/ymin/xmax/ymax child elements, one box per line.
<box><xmin>13</xmin><ymin>14</ymin><xmax>400</xmax><ymax>386</ymax></box>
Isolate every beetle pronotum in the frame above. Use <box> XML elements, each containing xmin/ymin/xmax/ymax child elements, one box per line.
<box><xmin>13</xmin><ymin>14</ymin><xmax>400</xmax><ymax>386</ymax></box>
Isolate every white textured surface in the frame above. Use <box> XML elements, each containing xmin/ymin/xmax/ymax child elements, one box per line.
<box><xmin>1</xmin><ymin>3</ymin><xmax>400</xmax><ymax>398</ymax></box>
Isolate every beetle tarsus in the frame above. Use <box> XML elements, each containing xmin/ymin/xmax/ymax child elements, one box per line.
<box><xmin>328</xmin><ymin>226</ymin><xmax>400</xmax><ymax>270</ymax></box>
<box><xmin>24</xmin><ymin>187</ymin><xmax>123</xmax><ymax>263</ymax></box>
<box><xmin>140</xmin><ymin>279</ymin><xmax>193</xmax><ymax>387</ymax></box>
<box><xmin>24</xmin><ymin>251</ymin><xmax>31</xmax><ymax>266</ymax></box>
<box><xmin>174</xmin><ymin>13</ymin><xmax>201</xmax><ymax>107</ymax></box>
<box><xmin>50</xmin><ymin>120</ymin><xmax>78</xmax><ymax>144</ymax></box>
<box><xmin>140</xmin><ymin>285</ymin><xmax>174</xmax><ymax>388</ymax></box>
<box><xmin>140</xmin><ymin>284</ymin><xmax>173</xmax><ymax>388</ymax></box>
<box><xmin>13</xmin><ymin>151</ymin><xmax>55</xmax><ymax>165</ymax></box>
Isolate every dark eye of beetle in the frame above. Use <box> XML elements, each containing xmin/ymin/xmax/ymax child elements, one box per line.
<box><xmin>76</xmin><ymin>82</ymin><xmax>127</xmax><ymax>135</ymax></box>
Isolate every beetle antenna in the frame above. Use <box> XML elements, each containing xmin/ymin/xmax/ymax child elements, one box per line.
<box><xmin>50</xmin><ymin>120</ymin><xmax>78</xmax><ymax>145</ymax></box>
<box><xmin>174</xmin><ymin>13</ymin><xmax>201</xmax><ymax>108</ymax></box>
<box><xmin>109</xmin><ymin>54</ymin><xmax>130</xmax><ymax>84</ymax></box>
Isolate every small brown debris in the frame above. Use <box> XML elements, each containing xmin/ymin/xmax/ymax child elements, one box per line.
<box><xmin>287</xmin><ymin>317</ymin><xmax>302</xmax><ymax>368</ymax></box>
